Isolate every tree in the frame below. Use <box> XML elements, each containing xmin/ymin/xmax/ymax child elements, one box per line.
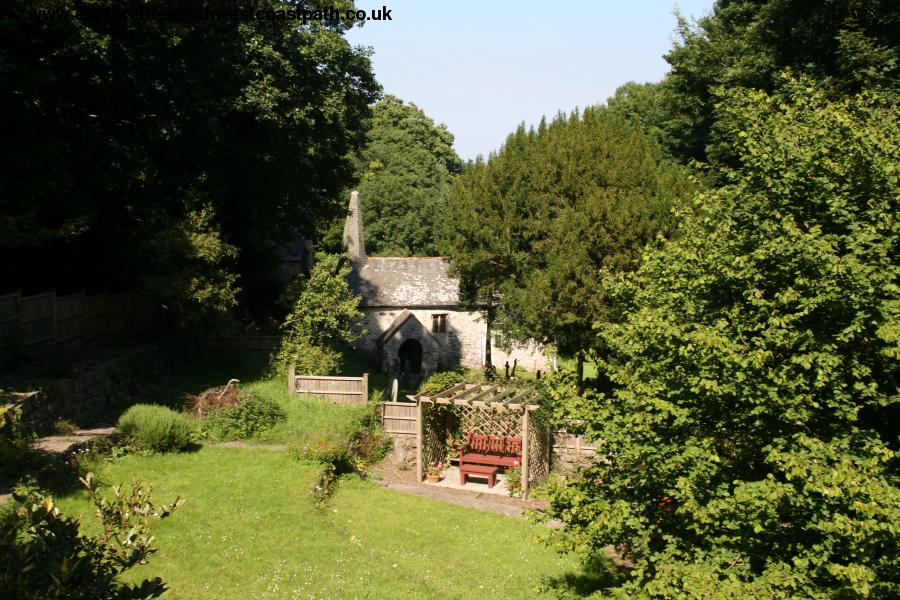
<box><xmin>442</xmin><ymin>108</ymin><xmax>694</xmax><ymax>365</ymax></box>
<box><xmin>543</xmin><ymin>80</ymin><xmax>900</xmax><ymax>598</ymax></box>
<box><xmin>607</xmin><ymin>0</ymin><xmax>900</xmax><ymax>164</ymax></box>
<box><xmin>324</xmin><ymin>95</ymin><xmax>461</xmax><ymax>256</ymax></box>
<box><xmin>276</xmin><ymin>254</ymin><xmax>365</xmax><ymax>375</ymax></box>
<box><xmin>0</xmin><ymin>0</ymin><xmax>379</xmax><ymax>326</ymax></box>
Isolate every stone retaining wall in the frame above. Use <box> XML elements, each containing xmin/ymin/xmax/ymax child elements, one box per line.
<box><xmin>5</xmin><ymin>349</ymin><xmax>163</xmax><ymax>435</ymax></box>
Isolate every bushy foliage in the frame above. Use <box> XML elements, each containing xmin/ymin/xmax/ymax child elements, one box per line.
<box><xmin>291</xmin><ymin>402</ymin><xmax>392</xmax><ymax>502</ymax></box>
<box><xmin>117</xmin><ymin>405</ymin><xmax>196</xmax><ymax>453</ymax></box>
<box><xmin>443</xmin><ymin>107</ymin><xmax>694</xmax><ymax>356</ymax></box>
<box><xmin>345</xmin><ymin>95</ymin><xmax>462</xmax><ymax>256</ymax></box>
<box><xmin>292</xmin><ymin>432</ymin><xmax>353</xmax><ymax>469</ymax></box>
<box><xmin>345</xmin><ymin>401</ymin><xmax>393</xmax><ymax>466</ymax></box>
<box><xmin>609</xmin><ymin>0</ymin><xmax>900</xmax><ymax>164</ymax></box>
<box><xmin>204</xmin><ymin>395</ymin><xmax>286</xmax><ymax>441</ymax></box>
<box><xmin>0</xmin><ymin>473</ymin><xmax>183</xmax><ymax>599</ymax></box>
<box><xmin>276</xmin><ymin>253</ymin><xmax>365</xmax><ymax>374</ymax></box>
<box><xmin>543</xmin><ymin>82</ymin><xmax>900</xmax><ymax>598</ymax></box>
<box><xmin>417</xmin><ymin>368</ymin><xmax>482</xmax><ymax>396</ymax></box>
<box><xmin>0</xmin><ymin>402</ymin><xmax>29</xmax><ymax>479</ymax></box>
<box><xmin>0</xmin><ymin>0</ymin><xmax>378</xmax><ymax>325</ymax></box>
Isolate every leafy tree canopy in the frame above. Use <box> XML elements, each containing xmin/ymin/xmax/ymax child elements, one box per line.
<box><xmin>543</xmin><ymin>80</ymin><xmax>900</xmax><ymax>598</ymax></box>
<box><xmin>321</xmin><ymin>95</ymin><xmax>461</xmax><ymax>256</ymax></box>
<box><xmin>442</xmin><ymin>108</ymin><xmax>694</xmax><ymax>357</ymax></box>
<box><xmin>276</xmin><ymin>253</ymin><xmax>365</xmax><ymax>375</ymax></box>
<box><xmin>0</xmin><ymin>0</ymin><xmax>379</xmax><ymax>326</ymax></box>
<box><xmin>608</xmin><ymin>0</ymin><xmax>899</xmax><ymax>164</ymax></box>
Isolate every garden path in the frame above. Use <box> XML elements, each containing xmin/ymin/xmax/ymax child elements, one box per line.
<box><xmin>372</xmin><ymin>455</ymin><xmax>556</xmax><ymax>521</ymax></box>
<box><xmin>1</xmin><ymin>425</ymin><xmax>116</xmax><ymax>505</ymax></box>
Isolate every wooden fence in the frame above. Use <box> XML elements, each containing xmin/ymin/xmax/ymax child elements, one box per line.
<box><xmin>0</xmin><ymin>290</ymin><xmax>152</xmax><ymax>349</ymax></box>
<box><xmin>203</xmin><ymin>336</ymin><xmax>281</xmax><ymax>353</ymax></box>
<box><xmin>380</xmin><ymin>401</ymin><xmax>417</xmax><ymax>435</ymax></box>
<box><xmin>288</xmin><ymin>368</ymin><xmax>368</xmax><ymax>405</ymax></box>
<box><xmin>552</xmin><ymin>429</ymin><xmax>599</xmax><ymax>456</ymax></box>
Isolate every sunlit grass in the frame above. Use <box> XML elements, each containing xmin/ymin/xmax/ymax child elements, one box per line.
<box><xmin>56</xmin><ymin>447</ymin><xmax>584</xmax><ymax>599</ymax></box>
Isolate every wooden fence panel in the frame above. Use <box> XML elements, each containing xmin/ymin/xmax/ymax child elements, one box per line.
<box><xmin>0</xmin><ymin>289</ymin><xmax>152</xmax><ymax>349</ymax></box>
<box><xmin>84</xmin><ymin>292</ymin><xmax>109</xmax><ymax>338</ymax></box>
<box><xmin>56</xmin><ymin>291</ymin><xmax>85</xmax><ymax>342</ymax></box>
<box><xmin>289</xmin><ymin>370</ymin><xmax>368</xmax><ymax>405</ymax></box>
<box><xmin>19</xmin><ymin>292</ymin><xmax>54</xmax><ymax>346</ymax></box>
<box><xmin>107</xmin><ymin>292</ymin><xmax>132</xmax><ymax>334</ymax></box>
<box><xmin>0</xmin><ymin>293</ymin><xmax>18</xmax><ymax>348</ymax></box>
<box><xmin>380</xmin><ymin>401</ymin><xmax>417</xmax><ymax>434</ymax></box>
<box><xmin>552</xmin><ymin>429</ymin><xmax>598</xmax><ymax>456</ymax></box>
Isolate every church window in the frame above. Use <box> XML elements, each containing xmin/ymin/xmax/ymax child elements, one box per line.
<box><xmin>432</xmin><ymin>314</ymin><xmax>447</xmax><ymax>333</ymax></box>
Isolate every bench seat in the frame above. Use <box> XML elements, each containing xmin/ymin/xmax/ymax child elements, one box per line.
<box><xmin>459</xmin><ymin>464</ymin><xmax>499</xmax><ymax>488</ymax></box>
<box><xmin>458</xmin><ymin>452</ymin><xmax>519</xmax><ymax>468</ymax></box>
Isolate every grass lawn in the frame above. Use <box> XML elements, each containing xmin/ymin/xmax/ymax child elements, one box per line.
<box><xmin>57</xmin><ymin>447</ymin><xmax>585</xmax><ymax>599</ymax></box>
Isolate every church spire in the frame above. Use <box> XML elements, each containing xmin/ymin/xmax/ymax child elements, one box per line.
<box><xmin>341</xmin><ymin>190</ymin><xmax>367</xmax><ymax>266</ymax></box>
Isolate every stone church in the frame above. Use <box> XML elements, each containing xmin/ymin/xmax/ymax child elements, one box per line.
<box><xmin>341</xmin><ymin>191</ymin><xmax>548</xmax><ymax>376</ymax></box>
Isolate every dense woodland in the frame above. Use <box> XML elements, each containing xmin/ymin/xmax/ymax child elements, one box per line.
<box><xmin>1</xmin><ymin>0</ymin><xmax>378</xmax><ymax>326</ymax></box>
<box><xmin>2</xmin><ymin>0</ymin><xmax>899</xmax><ymax>598</ymax></box>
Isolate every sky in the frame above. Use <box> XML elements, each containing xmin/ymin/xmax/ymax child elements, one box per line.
<box><xmin>346</xmin><ymin>0</ymin><xmax>716</xmax><ymax>161</ymax></box>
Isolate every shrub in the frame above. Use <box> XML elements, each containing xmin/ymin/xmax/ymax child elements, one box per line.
<box><xmin>204</xmin><ymin>395</ymin><xmax>286</xmax><ymax>440</ymax></box>
<box><xmin>291</xmin><ymin>432</ymin><xmax>352</xmax><ymax>469</ymax></box>
<box><xmin>291</xmin><ymin>402</ymin><xmax>392</xmax><ymax>503</ymax></box>
<box><xmin>418</xmin><ymin>368</ymin><xmax>480</xmax><ymax>396</ymax></box>
<box><xmin>345</xmin><ymin>402</ymin><xmax>393</xmax><ymax>466</ymax></box>
<box><xmin>0</xmin><ymin>473</ymin><xmax>183</xmax><ymax>599</ymax></box>
<box><xmin>117</xmin><ymin>404</ymin><xmax>196</xmax><ymax>453</ymax></box>
<box><xmin>53</xmin><ymin>418</ymin><xmax>79</xmax><ymax>435</ymax></box>
<box><xmin>0</xmin><ymin>403</ymin><xmax>29</xmax><ymax>479</ymax></box>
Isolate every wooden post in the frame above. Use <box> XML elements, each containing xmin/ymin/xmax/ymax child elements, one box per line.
<box><xmin>288</xmin><ymin>366</ymin><xmax>296</xmax><ymax>395</ymax></box>
<box><xmin>521</xmin><ymin>407</ymin><xmax>530</xmax><ymax>495</ymax></box>
<box><xmin>415</xmin><ymin>399</ymin><xmax>423</xmax><ymax>483</ymax></box>
<box><xmin>362</xmin><ymin>372</ymin><xmax>369</xmax><ymax>403</ymax></box>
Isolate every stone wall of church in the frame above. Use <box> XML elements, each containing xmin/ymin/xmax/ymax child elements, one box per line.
<box><xmin>491</xmin><ymin>338</ymin><xmax>549</xmax><ymax>373</ymax></box>
<box><xmin>356</xmin><ymin>307</ymin><xmax>548</xmax><ymax>373</ymax></box>
<box><xmin>357</xmin><ymin>308</ymin><xmax>486</xmax><ymax>369</ymax></box>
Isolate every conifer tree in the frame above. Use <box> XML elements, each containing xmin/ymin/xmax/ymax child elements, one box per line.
<box><xmin>443</xmin><ymin>108</ymin><xmax>694</xmax><ymax>362</ymax></box>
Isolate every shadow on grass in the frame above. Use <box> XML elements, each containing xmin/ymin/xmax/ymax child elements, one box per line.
<box><xmin>539</xmin><ymin>553</ymin><xmax>630</xmax><ymax>598</ymax></box>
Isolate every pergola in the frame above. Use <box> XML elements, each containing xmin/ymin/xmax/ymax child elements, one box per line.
<box><xmin>409</xmin><ymin>383</ymin><xmax>549</xmax><ymax>493</ymax></box>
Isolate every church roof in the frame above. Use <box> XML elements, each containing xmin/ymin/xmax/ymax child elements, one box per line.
<box><xmin>349</xmin><ymin>257</ymin><xmax>460</xmax><ymax>307</ymax></box>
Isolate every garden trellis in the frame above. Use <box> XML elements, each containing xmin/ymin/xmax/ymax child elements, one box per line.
<box><xmin>409</xmin><ymin>383</ymin><xmax>550</xmax><ymax>493</ymax></box>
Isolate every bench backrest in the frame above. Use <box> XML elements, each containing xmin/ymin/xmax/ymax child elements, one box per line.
<box><xmin>466</xmin><ymin>432</ymin><xmax>522</xmax><ymax>456</ymax></box>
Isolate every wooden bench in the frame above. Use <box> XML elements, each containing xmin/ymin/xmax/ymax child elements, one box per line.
<box><xmin>459</xmin><ymin>464</ymin><xmax>499</xmax><ymax>488</ymax></box>
<box><xmin>458</xmin><ymin>432</ymin><xmax>522</xmax><ymax>474</ymax></box>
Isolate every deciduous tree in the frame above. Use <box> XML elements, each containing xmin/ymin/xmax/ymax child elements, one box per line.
<box><xmin>544</xmin><ymin>80</ymin><xmax>900</xmax><ymax>598</ymax></box>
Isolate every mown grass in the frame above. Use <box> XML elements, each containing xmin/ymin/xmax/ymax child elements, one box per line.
<box><xmin>56</xmin><ymin>447</ymin><xmax>585</xmax><ymax>599</ymax></box>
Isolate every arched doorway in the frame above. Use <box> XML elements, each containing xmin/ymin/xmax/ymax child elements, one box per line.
<box><xmin>398</xmin><ymin>339</ymin><xmax>423</xmax><ymax>374</ymax></box>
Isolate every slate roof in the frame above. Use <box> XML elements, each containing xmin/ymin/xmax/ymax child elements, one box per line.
<box><xmin>349</xmin><ymin>257</ymin><xmax>460</xmax><ymax>307</ymax></box>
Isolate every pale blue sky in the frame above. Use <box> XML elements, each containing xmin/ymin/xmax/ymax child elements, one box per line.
<box><xmin>346</xmin><ymin>0</ymin><xmax>715</xmax><ymax>160</ymax></box>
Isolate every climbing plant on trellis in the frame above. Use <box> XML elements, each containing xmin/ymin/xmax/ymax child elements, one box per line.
<box><xmin>414</xmin><ymin>383</ymin><xmax>549</xmax><ymax>492</ymax></box>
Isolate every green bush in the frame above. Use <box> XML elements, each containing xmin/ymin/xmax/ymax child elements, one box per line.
<box><xmin>345</xmin><ymin>402</ymin><xmax>393</xmax><ymax>466</ymax></box>
<box><xmin>0</xmin><ymin>473</ymin><xmax>182</xmax><ymax>599</ymax></box>
<box><xmin>418</xmin><ymin>368</ymin><xmax>480</xmax><ymax>396</ymax></box>
<box><xmin>291</xmin><ymin>432</ymin><xmax>352</xmax><ymax>468</ymax></box>
<box><xmin>290</xmin><ymin>402</ymin><xmax>392</xmax><ymax>503</ymax></box>
<box><xmin>204</xmin><ymin>395</ymin><xmax>286</xmax><ymax>440</ymax></box>
<box><xmin>0</xmin><ymin>403</ymin><xmax>30</xmax><ymax>479</ymax></box>
<box><xmin>117</xmin><ymin>404</ymin><xmax>196</xmax><ymax>453</ymax></box>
